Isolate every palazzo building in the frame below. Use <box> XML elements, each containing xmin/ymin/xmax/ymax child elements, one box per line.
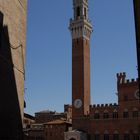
<box><xmin>65</xmin><ymin>0</ymin><xmax>140</xmax><ymax>140</ymax></box>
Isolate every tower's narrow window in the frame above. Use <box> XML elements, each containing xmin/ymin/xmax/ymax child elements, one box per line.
<box><xmin>84</xmin><ymin>7</ymin><xmax>87</xmax><ymax>18</ymax></box>
<box><xmin>76</xmin><ymin>6</ymin><xmax>80</xmax><ymax>18</ymax></box>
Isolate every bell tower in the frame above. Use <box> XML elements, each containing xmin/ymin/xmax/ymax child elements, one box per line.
<box><xmin>69</xmin><ymin>0</ymin><xmax>92</xmax><ymax>119</ymax></box>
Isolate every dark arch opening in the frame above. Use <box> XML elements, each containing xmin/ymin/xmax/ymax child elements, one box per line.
<box><xmin>69</xmin><ymin>138</ymin><xmax>76</xmax><ymax>140</ymax></box>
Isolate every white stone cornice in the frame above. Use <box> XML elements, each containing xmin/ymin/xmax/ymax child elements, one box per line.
<box><xmin>69</xmin><ymin>19</ymin><xmax>92</xmax><ymax>40</ymax></box>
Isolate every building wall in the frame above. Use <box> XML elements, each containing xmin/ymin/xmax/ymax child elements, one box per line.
<box><xmin>44</xmin><ymin>123</ymin><xmax>71</xmax><ymax>140</ymax></box>
<box><xmin>64</xmin><ymin>104</ymin><xmax>72</xmax><ymax>122</ymax></box>
<box><xmin>23</xmin><ymin>113</ymin><xmax>35</xmax><ymax>129</ymax></box>
<box><xmin>0</xmin><ymin>0</ymin><xmax>27</xmax><ymax>119</ymax></box>
<box><xmin>24</xmin><ymin>124</ymin><xmax>45</xmax><ymax>140</ymax></box>
<box><xmin>73</xmin><ymin>73</ymin><xmax>140</xmax><ymax>139</ymax></box>
<box><xmin>35</xmin><ymin>111</ymin><xmax>66</xmax><ymax>123</ymax></box>
<box><xmin>72</xmin><ymin>37</ymin><xmax>90</xmax><ymax>118</ymax></box>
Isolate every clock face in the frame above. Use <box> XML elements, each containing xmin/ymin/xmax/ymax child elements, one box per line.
<box><xmin>134</xmin><ymin>89</ymin><xmax>140</xmax><ymax>99</ymax></box>
<box><xmin>74</xmin><ymin>99</ymin><xmax>82</xmax><ymax>108</ymax></box>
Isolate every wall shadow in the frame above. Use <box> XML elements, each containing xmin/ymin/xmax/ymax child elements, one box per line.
<box><xmin>0</xmin><ymin>12</ymin><xmax>23</xmax><ymax>139</ymax></box>
<box><xmin>133</xmin><ymin>0</ymin><xmax>140</xmax><ymax>90</ymax></box>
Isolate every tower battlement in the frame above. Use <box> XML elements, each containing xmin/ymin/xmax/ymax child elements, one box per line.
<box><xmin>90</xmin><ymin>103</ymin><xmax>118</xmax><ymax>109</ymax></box>
<box><xmin>117</xmin><ymin>72</ymin><xmax>138</xmax><ymax>86</ymax></box>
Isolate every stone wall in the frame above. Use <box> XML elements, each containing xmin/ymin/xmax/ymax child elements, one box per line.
<box><xmin>0</xmin><ymin>0</ymin><xmax>27</xmax><ymax>119</ymax></box>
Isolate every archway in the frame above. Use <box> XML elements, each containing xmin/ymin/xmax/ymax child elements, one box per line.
<box><xmin>69</xmin><ymin>138</ymin><xmax>76</xmax><ymax>140</ymax></box>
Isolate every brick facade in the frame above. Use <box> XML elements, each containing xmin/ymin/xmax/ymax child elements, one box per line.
<box><xmin>71</xmin><ymin>71</ymin><xmax>140</xmax><ymax>139</ymax></box>
<box><xmin>35</xmin><ymin>110</ymin><xmax>67</xmax><ymax>124</ymax></box>
<box><xmin>44</xmin><ymin>120</ymin><xmax>72</xmax><ymax>140</ymax></box>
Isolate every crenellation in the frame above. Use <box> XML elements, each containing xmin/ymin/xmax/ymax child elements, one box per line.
<box><xmin>105</xmin><ymin>104</ymin><xmax>108</xmax><ymax>107</ymax></box>
<box><xmin>90</xmin><ymin>103</ymin><xmax>118</xmax><ymax>110</ymax></box>
<box><xmin>117</xmin><ymin>72</ymin><xmax>138</xmax><ymax>87</ymax></box>
<box><xmin>113</xmin><ymin>103</ymin><xmax>117</xmax><ymax>106</ymax></box>
<box><xmin>131</xmin><ymin>78</ymin><xmax>135</xmax><ymax>82</ymax></box>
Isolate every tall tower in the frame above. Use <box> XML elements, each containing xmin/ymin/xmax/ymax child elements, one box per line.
<box><xmin>69</xmin><ymin>0</ymin><xmax>92</xmax><ymax>119</ymax></box>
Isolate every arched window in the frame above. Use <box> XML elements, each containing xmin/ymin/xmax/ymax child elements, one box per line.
<box><xmin>133</xmin><ymin>108</ymin><xmax>138</xmax><ymax>118</ymax></box>
<box><xmin>113</xmin><ymin>131</ymin><xmax>119</xmax><ymax>140</ymax></box>
<box><xmin>133</xmin><ymin>131</ymin><xmax>139</xmax><ymax>140</ymax></box>
<box><xmin>76</xmin><ymin>6</ymin><xmax>80</xmax><ymax>18</ymax></box>
<box><xmin>84</xmin><ymin>7</ymin><xmax>87</xmax><ymax>18</ymax></box>
<box><xmin>94</xmin><ymin>110</ymin><xmax>100</xmax><ymax>119</ymax></box>
<box><xmin>113</xmin><ymin>109</ymin><xmax>118</xmax><ymax>118</ymax></box>
<box><xmin>103</xmin><ymin>110</ymin><xmax>109</xmax><ymax>119</ymax></box>
<box><xmin>94</xmin><ymin>131</ymin><xmax>100</xmax><ymax>140</ymax></box>
<box><xmin>104</xmin><ymin>130</ymin><xmax>109</xmax><ymax>140</ymax></box>
<box><xmin>124</xmin><ymin>131</ymin><xmax>130</xmax><ymax>140</ymax></box>
<box><xmin>123</xmin><ymin>109</ymin><xmax>129</xmax><ymax>118</ymax></box>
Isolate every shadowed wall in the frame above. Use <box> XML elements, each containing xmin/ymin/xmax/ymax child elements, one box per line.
<box><xmin>0</xmin><ymin>12</ymin><xmax>23</xmax><ymax>139</ymax></box>
<box><xmin>0</xmin><ymin>0</ymin><xmax>27</xmax><ymax>119</ymax></box>
<box><xmin>133</xmin><ymin>0</ymin><xmax>140</xmax><ymax>90</ymax></box>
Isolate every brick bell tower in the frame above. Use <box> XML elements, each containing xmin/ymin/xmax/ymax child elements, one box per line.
<box><xmin>69</xmin><ymin>0</ymin><xmax>92</xmax><ymax>119</ymax></box>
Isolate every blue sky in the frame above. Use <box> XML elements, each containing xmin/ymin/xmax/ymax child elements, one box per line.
<box><xmin>25</xmin><ymin>0</ymin><xmax>137</xmax><ymax>115</ymax></box>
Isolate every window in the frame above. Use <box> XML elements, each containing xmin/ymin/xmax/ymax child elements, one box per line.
<box><xmin>113</xmin><ymin>134</ymin><xmax>119</xmax><ymax>140</ymax></box>
<box><xmin>104</xmin><ymin>134</ymin><xmax>109</xmax><ymax>140</ymax></box>
<box><xmin>77</xmin><ymin>39</ymin><xmax>79</xmax><ymax>44</ymax></box>
<box><xmin>123</xmin><ymin>111</ymin><xmax>129</xmax><ymax>118</ymax></box>
<box><xmin>133</xmin><ymin>111</ymin><xmax>138</xmax><ymax>118</ymax></box>
<box><xmin>133</xmin><ymin>134</ymin><xmax>139</xmax><ymax>140</ymax></box>
<box><xmin>76</xmin><ymin>7</ymin><xmax>80</xmax><ymax>18</ymax></box>
<box><xmin>124</xmin><ymin>134</ymin><xmax>130</xmax><ymax>140</ymax></box>
<box><xmin>94</xmin><ymin>113</ymin><xmax>100</xmax><ymax>119</ymax></box>
<box><xmin>84</xmin><ymin>7</ymin><xmax>87</xmax><ymax>18</ymax></box>
<box><xmin>50</xmin><ymin>132</ymin><xmax>52</xmax><ymax>137</ymax></box>
<box><xmin>95</xmin><ymin>134</ymin><xmax>100</xmax><ymax>140</ymax></box>
<box><xmin>103</xmin><ymin>113</ymin><xmax>109</xmax><ymax>119</ymax></box>
<box><xmin>113</xmin><ymin>112</ymin><xmax>118</xmax><ymax>118</ymax></box>
<box><xmin>124</xmin><ymin>95</ymin><xmax>128</xmax><ymax>101</ymax></box>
